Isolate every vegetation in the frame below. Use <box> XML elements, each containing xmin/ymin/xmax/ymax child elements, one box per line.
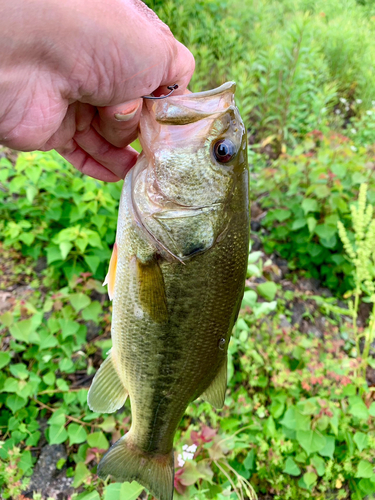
<box><xmin>1</xmin><ymin>0</ymin><xmax>375</xmax><ymax>499</ymax></box>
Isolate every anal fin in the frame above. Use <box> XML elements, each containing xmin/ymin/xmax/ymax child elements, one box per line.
<box><xmin>88</xmin><ymin>350</ymin><xmax>128</xmax><ymax>413</ymax></box>
<box><xmin>201</xmin><ymin>357</ymin><xmax>227</xmax><ymax>409</ymax></box>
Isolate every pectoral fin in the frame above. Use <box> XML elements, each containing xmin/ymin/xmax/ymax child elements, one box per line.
<box><xmin>201</xmin><ymin>358</ymin><xmax>227</xmax><ymax>409</ymax></box>
<box><xmin>88</xmin><ymin>349</ymin><xmax>128</xmax><ymax>413</ymax></box>
<box><xmin>136</xmin><ymin>257</ymin><xmax>168</xmax><ymax>323</ymax></box>
<box><xmin>103</xmin><ymin>242</ymin><xmax>118</xmax><ymax>300</ymax></box>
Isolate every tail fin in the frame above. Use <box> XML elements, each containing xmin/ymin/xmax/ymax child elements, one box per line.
<box><xmin>98</xmin><ymin>434</ymin><xmax>174</xmax><ymax>500</ymax></box>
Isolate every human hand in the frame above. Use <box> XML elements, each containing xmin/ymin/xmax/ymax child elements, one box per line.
<box><xmin>0</xmin><ymin>0</ymin><xmax>194</xmax><ymax>181</ymax></box>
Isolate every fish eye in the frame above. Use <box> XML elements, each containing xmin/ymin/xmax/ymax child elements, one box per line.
<box><xmin>213</xmin><ymin>139</ymin><xmax>236</xmax><ymax>163</ymax></box>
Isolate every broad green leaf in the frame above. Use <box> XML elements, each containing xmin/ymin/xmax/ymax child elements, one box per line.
<box><xmin>48</xmin><ymin>424</ymin><xmax>68</xmax><ymax>445</ymax></box>
<box><xmin>0</xmin><ymin>352</ymin><xmax>11</xmax><ymax>369</ymax></box>
<box><xmin>6</xmin><ymin>394</ymin><xmax>27</xmax><ymax>413</ymax></box>
<box><xmin>0</xmin><ymin>311</ymin><xmax>13</xmax><ymax>327</ymax></box>
<box><xmin>2</xmin><ymin>377</ymin><xmax>19</xmax><ymax>392</ymax></box>
<box><xmin>302</xmin><ymin>198</ymin><xmax>318</xmax><ymax>214</ymax></box>
<box><xmin>244</xmin><ymin>449</ymin><xmax>256</xmax><ymax>471</ymax></box>
<box><xmin>59</xmin><ymin>241</ymin><xmax>73</xmax><ymax>260</ymax></box>
<box><xmin>87</xmin><ymin>431</ymin><xmax>109</xmax><ymax>450</ymax></box>
<box><xmin>84</xmin><ymin>255</ymin><xmax>101</xmax><ymax>275</ymax></box>
<box><xmin>315</xmin><ymin>224</ymin><xmax>336</xmax><ymax>241</ymax></box>
<box><xmin>9</xmin><ymin>319</ymin><xmax>34</xmax><ymax>342</ymax></box>
<box><xmin>242</xmin><ymin>290</ymin><xmax>257</xmax><ymax>308</ymax></box>
<box><xmin>348</xmin><ymin>396</ymin><xmax>369</xmax><ymax>420</ymax></box>
<box><xmin>311</xmin><ymin>455</ymin><xmax>325</xmax><ymax>476</ymax></box>
<box><xmin>9</xmin><ymin>363</ymin><xmax>29</xmax><ymax>380</ymax></box>
<box><xmin>119</xmin><ymin>482</ymin><xmax>146</xmax><ymax>500</ymax></box>
<box><xmin>283</xmin><ymin>457</ymin><xmax>301</xmax><ymax>476</ymax></box>
<box><xmin>303</xmin><ymin>472</ymin><xmax>317</xmax><ymax>487</ymax></box>
<box><xmin>354</xmin><ymin>432</ymin><xmax>368</xmax><ymax>452</ymax></box>
<box><xmin>68</xmin><ymin>423</ymin><xmax>88</xmax><ymax>445</ymax></box>
<box><xmin>19</xmin><ymin>231</ymin><xmax>35</xmax><ymax>246</ymax></box>
<box><xmin>18</xmin><ymin>450</ymin><xmax>34</xmax><ymax>473</ymax></box>
<box><xmin>46</xmin><ymin>245</ymin><xmax>62</xmax><ymax>264</ymax></box>
<box><xmin>58</xmin><ymin>319</ymin><xmax>80</xmax><ymax>338</ymax></box>
<box><xmin>179</xmin><ymin>461</ymin><xmax>204</xmax><ymax>486</ymax></box>
<box><xmin>81</xmin><ymin>301</ymin><xmax>102</xmax><ymax>323</ymax></box>
<box><xmin>296</xmin><ymin>430</ymin><xmax>326</xmax><ymax>455</ymax></box>
<box><xmin>69</xmin><ymin>293</ymin><xmax>91</xmax><ymax>312</ymax></box>
<box><xmin>257</xmin><ymin>281</ymin><xmax>277</xmax><ymax>301</ymax></box>
<box><xmin>318</xmin><ymin>435</ymin><xmax>335</xmax><ymax>459</ymax></box>
<box><xmin>73</xmin><ymin>462</ymin><xmax>91</xmax><ymax>488</ymax></box>
<box><xmin>291</xmin><ymin>218</ymin><xmax>306</xmax><ymax>230</ymax></box>
<box><xmin>369</xmin><ymin>402</ymin><xmax>375</xmax><ymax>417</ymax></box>
<box><xmin>42</xmin><ymin>372</ymin><xmax>56</xmax><ymax>386</ymax></box>
<box><xmin>356</xmin><ymin>460</ymin><xmax>374</xmax><ymax>479</ymax></box>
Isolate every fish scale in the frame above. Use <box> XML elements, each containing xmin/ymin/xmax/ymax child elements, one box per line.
<box><xmin>87</xmin><ymin>82</ymin><xmax>249</xmax><ymax>500</ymax></box>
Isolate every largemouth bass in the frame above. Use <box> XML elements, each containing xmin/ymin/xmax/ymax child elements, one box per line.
<box><xmin>87</xmin><ymin>82</ymin><xmax>249</xmax><ymax>500</ymax></box>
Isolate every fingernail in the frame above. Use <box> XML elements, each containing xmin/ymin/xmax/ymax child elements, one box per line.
<box><xmin>114</xmin><ymin>103</ymin><xmax>140</xmax><ymax>121</ymax></box>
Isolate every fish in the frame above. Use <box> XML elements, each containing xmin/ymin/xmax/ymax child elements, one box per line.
<box><xmin>87</xmin><ymin>81</ymin><xmax>249</xmax><ymax>500</ymax></box>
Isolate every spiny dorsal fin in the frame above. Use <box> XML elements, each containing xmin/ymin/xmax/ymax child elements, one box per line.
<box><xmin>103</xmin><ymin>242</ymin><xmax>118</xmax><ymax>300</ymax></box>
<box><xmin>87</xmin><ymin>349</ymin><xmax>128</xmax><ymax>413</ymax></box>
<box><xmin>201</xmin><ymin>357</ymin><xmax>227</xmax><ymax>409</ymax></box>
<box><xmin>136</xmin><ymin>257</ymin><xmax>168</xmax><ymax>323</ymax></box>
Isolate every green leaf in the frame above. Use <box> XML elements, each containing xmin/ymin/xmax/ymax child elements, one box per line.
<box><xmin>9</xmin><ymin>363</ymin><xmax>29</xmax><ymax>380</ymax></box>
<box><xmin>314</xmin><ymin>185</ymin><xmax>330</xmax><ymax>198</ymax></box>
<box><xmin>6</xmin><ymin>394</ymin><xmax>27</xmax><ymax>413</ymax></box>
<box><xmin>307</xmin><ymin>217</ymin><xmax>317</xmax><ymax>233</ymax></box>
<box><xmin>369</xmin><ymin>402</ymin><xmax>375</xmax><ymax>417</ymax></box>
<box><xmin>19</xmin><ymin>232</ymin><xmax>35</xmax><ymax>246</ymax></box>
<box><xmin>84</xmin><ymin>255</ymin><xmax>101</xmax><ymax>275</ymax></box>
<box><xmin>179</xmin><ymin>461</ymin><xmax>204</xmax><ymax>486</ymax></box>
<box><xmin>87</xmin><ymin>431</ymin><xmax>109</xmax><ymax>450</ymax></box>
<box><xmin>69</xmin><ymin>293</ymin><xmax>91</xmax><ymax>312</ymax></box>
<box><xmin>48</xmin><ymin>424</ymin><xmax>68</xmax><ymax>445</ymax></box>
<box><xmin>356</xmin><ymin>460</ymin><xmax>374</xmax><ymax>479</ymax></box>
<box><xmin>9</xmin><ymin>319</ymin><xmax>34</xmax><ymax>342</ymax></box>
<box><xmin>318</xmin><ymin>435</ymin><xmax>335</xmax><ymax>459</ymax></box>
<box><xmin>76</xmin><ymin>492</ymin><xmax>100</xmax><ymax>500</ymax></box>
<box><xmin>296</xmin><ymin>430</ymin><xmax>326</xmax><ymax>455</ymax></box>
<box><xmin>257</xmin><ymin>281</ymin><xmax>277</xmax><ymax>301</ymax></box>
<box><xmin>104</xmin><ymin>482</ymin><xmax>144</xmax><ymax>500</ymax></box>
<box><xmin>81</xmin><ymin>301</ymin><xmax>102</xmax><ymax>323</ymax></box>
<box><xmin>58</xmin><ymin>319</ymin><xmax>80</xmax><ymax>338</ymax></box>
<box><xmin>291</xmin><ymin>218</ymin><xmax>306</xmax><ymax>230</ymax></box>
<box><xmin>273</xmin><ymin>209</ymin><xmax>291</xmax><ymax>222</ymax></box>
<box><xmin>59</xmin><ymin>241</ymin><xmax>73</xmax><ymax>260</ymax></box>
<box><xmin>354</xmin><ymin>432</ymin><xmax>369</xmax><ymax>452</ymax></box>
<box><xmin>311</xmin><ymin>455</ymin><xmax>325</xmax><ymax>476</ymax></box>
<box><xmin>242</xmin><ymin>290</ymin><xmax>257</xmax><ymax>308</ymax></box>
<box><xmin>0</xmin><ymin>352</ymin><xmax>11</xmax><ymax>369</ymax></box>
<box><xmin>68</xmin><ymin>424</ymin><xmax>88</xmax><ymax>445</ymax></box>
<box><xmin>315</xmin><ymin>224</ymin><xmax>336</xmax><ymax>241</ymax></box>
<box><xmin>119</xmin><ymin>482</ymin><xmax>146</xmax><ymax>500</ymax></box>
<box><xmin>244</xmin><ymin>449</ymin><xmax>255</xmax><ymax>471</ymax></box>
<box><xmin>283</xmin><ymin>457</ymin><xmax>301</xmax><ymax>476</ymax></box>
<box><xmin>302</xmin><ymin>198</ymin><xmax>318</xmax><ymax>214</ymax></box>
<box><xmin>73</xmin><ymin>462</ymin><xmax>91</xmax><ymax>488</ymax></box>
<box><xmin>303</xmin><ymin>472</ymin><xmax>317</xmax><ymax>487</ymax></box>
<box><xmin>348</xmin><ymin>396</ymin><xmax>370</xmax><ymax>420</ymax></box>
<box><xmin>0</xmin><ymin>311</ymin><xmax>13</xmax><ymax>327</ymax></box>
<box><xmin>46</xmin><ymin>245</ymin><xmax>62</xmax><ymax>264</ymax></box>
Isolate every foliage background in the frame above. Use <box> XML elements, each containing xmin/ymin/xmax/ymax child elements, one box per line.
<box><xmin>1</xmin><ymin>0</ymin><xmax>375</xmax><ymax>499</ymax></box>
